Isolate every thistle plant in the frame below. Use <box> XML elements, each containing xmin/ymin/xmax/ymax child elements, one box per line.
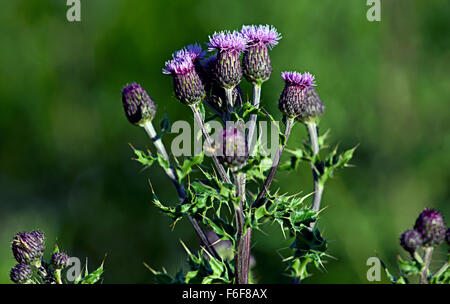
<box><xmin>9</xmin><ymin>230</ymin><xmax>104</xmax><ymax>284</ymax></box>
<box><xmin>379</xmin><ymin>209</ymin><xmax>449</xmax><ymax>284</ymax></box>
<box><xmin>123</xmin><ymin>24</ymin><xmax>355</xmax><ymax>284</ymax></box>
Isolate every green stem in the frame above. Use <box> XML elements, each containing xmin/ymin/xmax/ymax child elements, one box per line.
<box><xmin>420</xmin><ymin>247</ymin><xmax>434</xmax><ymax>284</ymax></box>
<box><xmin>190</xmin><ymin>104</ymin><xmax>232</xmax><ymax>184</ymax></box>
<box><xmin>225</xmin><ymin>87</ymin><xmax>235</xmax><ymax>114</ymax></box>
<box><xmin>54</xmin><ymin>269</ymin><xmax>62</xmax><ymax>284</ymax></box>
<box><xmin>247</xmin><ymin>83</ymin><xmax>261</xmax><ymax>156</ymax></box>
<box><xmin>142</xmin><ymin>120</ymin><xmax>221</xmax><ymax>261</ymax></box>
<box><xmin>233</xmin><ymin>172</ymin><xmax>252</xmax><ymax>284</ymax></box>
<box><xmin>252</xmin><ymin>117</ymin><xmax>294</xmax><ymax>208</ymax></box>
<box><xmin>305</xmin><ymin>121</ymin><xmax>323</xmax><ymax>229</ymax></box>
<box><xmin>431</xmin><ymin>259</ymin><xmax>449</xmax><ymax>280</ymax></box>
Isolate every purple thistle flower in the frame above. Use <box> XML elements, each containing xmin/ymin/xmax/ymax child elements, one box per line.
<box><xmin>216</xmin><ymin>127</ymin><xmax>248</xmax><ymax>171</ymax></box>
<box><xmin>240</xmin><ymin>25</ymin><xmax>281</xmax><ymax>84</ymax></box>
<box><xmin>174</xmin><ymin>43</ymin><xmax>206</xmax><ymax>62</ymax></box>
<box><xmin>281</xmin><ymin>71</ymin><xmax>316</xmax><ymax>89</ymax></box>
<box><xmin>11</xmin><ymin>231</ymin><xmax>45</xmax><ymax>265</ymax></box>
<box><xmin>10</xmin><ymin>264</ymin><xmax>32</xmax><ymax>284</ymax></box>
<box><xmin>414</xmin><ymin>209</ymin><xmax>446</xmax><ymax>247</ymax></box>
<box><xmin>163</xmin><ymin>49</ymin><xmax>206</xmax><ymax>105</ymax></box>
<box><xmin>162</xmin><ymin>56</ymin><xmax>195</xmax><ymax>75</ymax></box>
<box><xmin>399</xmin><ymin>229</ymin><xmax>423</xmax><ymax>255</ymax></box>
<box><xmin>241</xmin><ymin>24</ymin><xmax>281</xmax><ymax>48</ymax></box>
<box><xmin>121</xmin><ymin>83</ymin><xmax>157</xmax><ymax>125</ymax></box>
<box><xmin>278</xmin><ymin>72</ymin><xmax>324</xmax><ymax>120</ymax></box>
<box><xmin>51</xmin><ymin>252</ymin><xmax>70</xmax><ymax>269</ymax></box>
<box><xmin>207</xmin><ymin>31</ymin><xmax>248</xmax><ymax>52</ymax></box>
<box><xmin>30</xmin><ymin>230</ymin><xmax>45</xmax><ymax>244</ymax></box>
<box><xmin>207</xmin><ymin>31</ymin><xmax>247</xmax><ymax>89</ymax></box>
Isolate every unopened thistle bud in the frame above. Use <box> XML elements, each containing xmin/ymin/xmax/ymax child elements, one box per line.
<box><xmin>399</xmin><ymin>229</ymin><xmax>423</xmax><ymax>254</ymax></box>
<box><xmin>163</xmin><ymin>46</ymin><xmax>206</xmax><ymax>105</ymax></box>
<box><xmin>414</xmin><ymin>209</ymin><xmax>446</xmax><ymax>247</ymax></box>
<box><xmin>241</xmin><ymin>25</ymin><xmax>281</xmax><ymax>84</ymax></box>
<box><xmin>12</xmin><ymin>231</ymin><xmax>45</xmax><ymax>265</ymax></box>
<box><xmin>207</xmin><ymin>31</ymin><xmax>248</xmax><ymax>89</ymax></box>
<box><xmin>121</xmin><ymin>83</ymin><xmax>157</xmax><ymax>126</ymax></box>
<box><xmin>278</xmin><ymin>72</ymin><xmax>324</xmax><ymax>121</ymax></box>
<box><xmin>30</xmin><ymin>230</ymin><xmax>45</xmax><ymax>244</ymax></box>
<box><xmin>10</xmin><ymin>264</ymin><xmax>32</xmax><ymax>284</ymax></box>
<box><xmin>51</xmin><ymin>252</ymin><xmax>70</xmax><ymax>269</ymax></box>
<box><xmin>216</xmin><ymin>128</ymin><xmax>248</xmax><ymax>171</ymax></box>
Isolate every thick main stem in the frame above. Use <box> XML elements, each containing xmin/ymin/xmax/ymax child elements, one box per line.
<box><xmin>306</xmin><ymin>121</ymin><xmax>323</xmax><ymax>230</ymax></box>
<box><xmin>234</xmin><ymin>172</ymin><xmax>246</xmax><ymax>284</ymax></box>
<box><xmin>190</xmin><ymin>102</ymin><xmax>243</xmax><ymax>281</ymax></box>
<box><xmin>420</xmin><ymin>247</ymin><xmax>434</xmax><ymax>284</ymax></box>
<box><xmin>233</xmin><ymin>172</ymin><xmax>252</xmax><ymax>284</ymax></box>
<box><xmin>252</xmin><ymin>117</ymin><xmax>294</xmax><ymax>208</ymax></box>
<box><xmin>142</xmin><ymin>121</ymin><xmax>221</xmax><ymax>261</ymax></box>
<box><xmin>236</xmin><ymin>83</ymin><xmax>261</xmax><ymax>284</ymax></box>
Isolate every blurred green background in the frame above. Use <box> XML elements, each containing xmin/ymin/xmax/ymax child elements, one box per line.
<box><xmin>0</xmin><ymin>0</ymin><xmax>449</xmax><ymax>284</ymax></box>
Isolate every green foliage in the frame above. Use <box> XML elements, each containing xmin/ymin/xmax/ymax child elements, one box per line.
<box><xmin>74</xmin><ymin>259</ymin><xmax>105</xmax><ymax>284</ymax></box>
<box><xmin>131</xmin><ymin>102</ymin><xmax>355</xmax><ymax>284</ymax></box>
<box><xmin>280</xmin><ymin>129</ymin><xmax>357</xmax><ymax>187</ymax></box>
<box><xmin>379</xmin><ymin>251</ymin><xmax>449</xmax><ymax>284</ymax></box>
<box><xmin>145</xmin><ymin>241</ymin><xmax>233</xmax><ymax>284</ymax></box>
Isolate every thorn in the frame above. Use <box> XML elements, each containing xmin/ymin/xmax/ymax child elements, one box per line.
<box><xmin>148</xmin><ymin>179</ymin><xmax>155</xmax><ymax>193</ymax></box>
<box><xmin>179</xmin><ymin>239</ymin><xmax>192</xmax><ymax>256</ymax></box>
<box><xmin>201</xmin><ymin>246</ymin><xmax>214</xmax><ymax>259</ymax></box>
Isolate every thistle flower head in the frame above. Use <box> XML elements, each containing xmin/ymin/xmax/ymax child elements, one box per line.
<box><xmin>207</xmin><ymin>31</ymin><xmax>246</xmax><ymax>89</ymax></box>
<box><xmin>281</xmin><ymin>71</ymin><xmax>316</xmax><ymax>90</ymax></box>
<box><xmin>51</xmin><ymin>252</ymin><xmax>70</xmax><ymax>269</ymax></box>
<box><xmin>30</xmin><ymin>230</ymin><xmax>45</xmax><ymax>243</ymax></box>
<box><xmin>10</xmin><ymin>264</ymin><xmax>32</xmax><ymax>284</ymax></box>
<box><xmin>121</xmin><ymin>83</ymin><xmax>157</xmax><ymax>125</ymax></box>
<box><xmin>207</xmin><ymin>30</ymin><xmax>248</xmax><ymax>53</ymax></box>
<box><xmin>241</xmin><ymin>24</ymin><xmax>281</xmax><ymax>48</ymax></box>
<box><xmin>162</xmin><ymin>55</ymin><xmax>195</xmax><ymax>75</ymax></box>
<box><xmin>414</xmin><ymin>209</ymin><xmax>447</xmax><ymax>247</ymax></box>
<box><xmin>173</xmin><ymin>43</ymin><xmax>206</xmax><ymax>62</ymax></box>
<box><xmin>278</xmin><ymin>72</ymin><xmax>324</xmax><ymax>120</ymax></box>
<box><xmin>11</xmin><ymin>231</ymin><xmax>45</xmax><ymax>265</ymax></box>
<box><xmin>400</xmin><ymin>229</ymin><xmax>423</xmax><ymax>255</ymax></box>
<box><xmin>216</xmin><ymin>127</ymin><xmax>248</xmax><ymax>171</ymax></box>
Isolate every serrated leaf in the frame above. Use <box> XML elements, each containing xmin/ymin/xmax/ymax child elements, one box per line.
<box><xmin>131</xmin><ymin>146</ymin><xmax>156</xmax><ymax>167</ymax></box>
<box><xmin>80</xmin><ymin>263</ymin><xmax>103</xmax><ymax>284</ymax></box>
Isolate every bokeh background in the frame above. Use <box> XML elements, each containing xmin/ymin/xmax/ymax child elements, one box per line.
<box><xmin>0</xmin><ymin>0</ymin><xmax>449</xmax><ymax>284</ymax></box>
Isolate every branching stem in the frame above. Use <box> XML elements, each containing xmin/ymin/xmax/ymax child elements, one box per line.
<box><xmin>247</xmin><ymin>83</ymin><xmax>261</xmax><ymax>155</ymax></box>
<box><xmin>420</xmin><ymin>247</ymin><xmax>434</xmax><ymax>284</ymax></box>
<box><xmin>252</xmin><ymin>117</ymin><xmax>294</xmax><ymax>208</ymax></box>
<box><xmin>189</xmin><ymin>104</ymin><xmax>232</xmax><ymax>184</ymax></box>
<box><xmin>142</xmin><ymin>120</ymin><xmax>221</xmax><ymax>261</ymax></box>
